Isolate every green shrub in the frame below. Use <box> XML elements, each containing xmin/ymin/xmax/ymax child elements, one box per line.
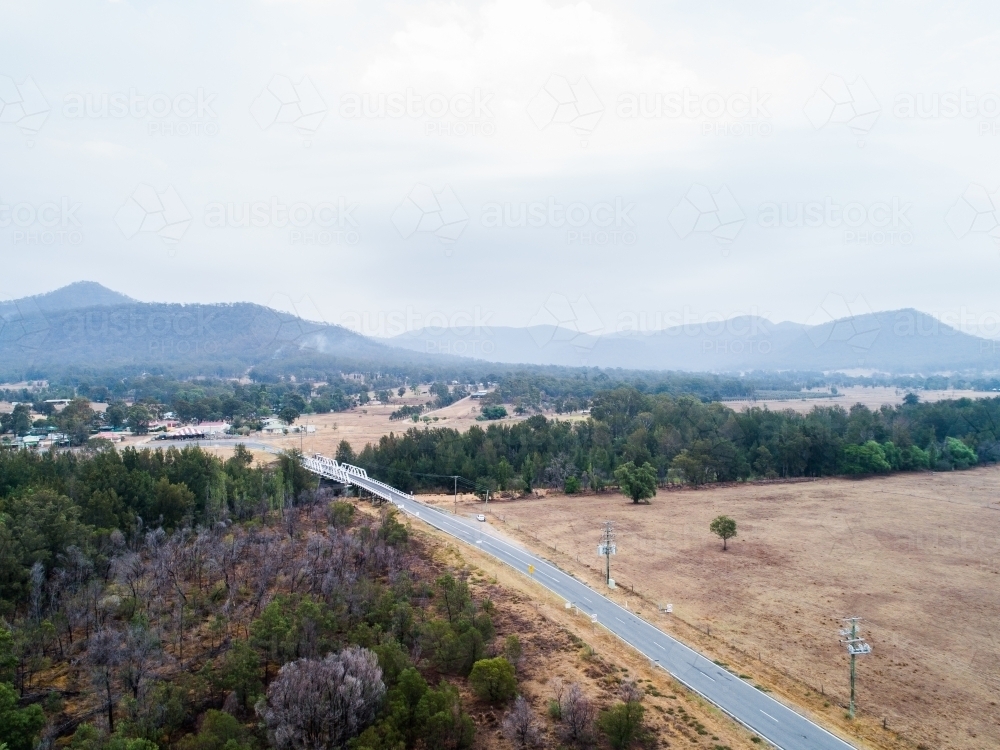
<box><xmin>564</xmin><ymin>476</ymin><xmax>581</xmax><ymax>494</ymax></box>
<box><xmin>547</xmin><ymin>698</ymin><xmax>562</xmax><ymax>720</ymax></box>
<box><xmin>899</xmin><ymin>445</ymin><xmax>930</xmax><ymax>470</ymax></box>
<box><xmin>212</xmin><ymin>641</ymin><xmax>262</xmax><ymax>712</ymax></box>
<box><xmin>839</xmin><ymin>441</ymin><xmax>891</xmax><ymax>474</ymax></box>
<box><xmin>468</xmin><ymin>657</ymin><xmax>517</xmax><ymax>703</ymax></box>
<box><xmin>614</xmin><ymin>461</ymin><xmax>657</xmax><ymax>502</ymax></box>
<box><xmin>0</xmin><ymin>682</ymin><xmax>45</xmax><ymax>750</ymax></box>
<box><xmin>69</xmin><ymin>723</ymin><xmax>103</xmax><ymax>750</ymax></box>
<box><xmin>176</xmin><ymin>710</ymin><xmax>250</xmax><ymax>750</ymax></box>
<box><xmin>503</xmin><ymin>635</ymin><xmax>522</xmax><ymax>668</ymax></box>
<box><xmin>597</xmin><ymin>700</ymin><xmax>644</xmax><ymax>749</ymax></box>
<box><xmin>328</xmin><ymin>500</ymin><xmax>355</xmax><ymax>528</ymax></box>
<box><xmin>416</xmin><ymin>681</ymin><xmax>475</xmax><ymax>749</ymax></box>
<box><xmin>944</xmin><ymin>437</ymin><xmax>977</xmax><ymax>469</ymax></box>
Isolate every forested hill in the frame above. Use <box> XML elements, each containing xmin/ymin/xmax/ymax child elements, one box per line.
<box><xmin>349</xmin><ymin>389</ymin><xmax>999</xmax><ymax>493</ymax></box>
<box><xmin>6</xmin><ymin>284</ymin><xmax>1000</xmax><ymax>381</ymax></box>
<box><xmin>0</xmin><ymin>295</ymin><xmax>453</xmax><ymax>381</ymax></box>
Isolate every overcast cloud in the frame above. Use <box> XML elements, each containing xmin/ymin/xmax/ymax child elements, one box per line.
<box><xmin>3</xmin><ymin>0</ymin><xmax>1000</xmax><ymax>339</ymax></box>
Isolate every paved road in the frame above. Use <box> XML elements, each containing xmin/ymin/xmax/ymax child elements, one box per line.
<box><xmin>347</xmin><ymin>474</ymin><xmax>854</xmax><ymax>750</ymax></box>
<box><xmin>171</xmin><ymin>441</ymin><xmax>854</xmax><ymax>750</ymax></box>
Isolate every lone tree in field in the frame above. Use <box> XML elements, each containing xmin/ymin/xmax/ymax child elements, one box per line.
<box><xmin>613</xmin><ymin>462</ymin><xmax>657</xmax><ymax>504</ymax></box>
<box><xmin>709</xmin><ymin>515</ymin><xmax>737</xmax><ymax>551</ymax></box>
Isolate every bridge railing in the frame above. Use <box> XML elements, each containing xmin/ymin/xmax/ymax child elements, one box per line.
<box><xmin>302</xmin><ymin>454</ymin><xmax>403</xmax><ymax>503</ymax></box>
<box><xmin>302</xmin><ymin>454</ymin><xmax>350</xmax><ymax>482</ymax></box>
<box><xmin>356</xmin><ymin>475</ymin><xmax>404</xmax><ymax>497</ymax></box>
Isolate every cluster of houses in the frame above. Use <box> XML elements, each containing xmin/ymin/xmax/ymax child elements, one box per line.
<box><xmin>156</xmin><ymin>417</ymin><xmax>315</xmax><ymax>440</ymax></box>
<box><xmin>0</xmin><ymin>432</ymin><xmax>72</xmax><ymax>450</ymax></box>
<box><xmin>155</xmin><ymin>421</ymin><xmax>232</xmax><ymax>440</ymax></box>
<box><xmin>261</xmin><ymin>417</ymin><xmax>315</xmax><ymax>435</ymax></box>
<box><xmin>2</xmin><ymin>396</ymin><xmax>323</xmax><ymax>451</ymax></box>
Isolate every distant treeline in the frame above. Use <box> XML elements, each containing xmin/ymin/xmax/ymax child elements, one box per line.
<box><xmin>6</xmin><ymin>370</ymin><xmax>1000</xmax><ymax>441</ymax></box>
<box><xmin>348</xmin><ymin>389</ymin><xmax>999</xmax><ymax>493</ymax></box>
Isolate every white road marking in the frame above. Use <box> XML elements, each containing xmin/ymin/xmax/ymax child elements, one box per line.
<box><xmin>306</xmin><ymin>474</ymin><xmax>858</xmax><ymax>750</ymax></box>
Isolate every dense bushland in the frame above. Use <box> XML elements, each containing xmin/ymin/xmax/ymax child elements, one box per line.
<box><xmin>0</xmin><ymin>444</ymin><xmax>522</xmax><ymax>750</ymax></box>
<box><xmin>352</xmin><ymin>389</ymin><xmax>1000</xmax><ymax>492</ymax></box>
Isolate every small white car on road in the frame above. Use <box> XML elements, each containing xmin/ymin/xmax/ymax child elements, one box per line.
<box><xmin>477</xmin><ymin>514</ymin><xmax>486</xmax><ymax>522</ymax></box>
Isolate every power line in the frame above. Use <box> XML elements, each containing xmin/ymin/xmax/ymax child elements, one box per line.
<box><xmin>839</xmin><ymin>616</ymin><xmax>872</xmax><ymax>719</ymax></box>
<box><xmin>598</xmin><ymin>521</ymin><xmax>616</xmax><ymax>587</ymax></box>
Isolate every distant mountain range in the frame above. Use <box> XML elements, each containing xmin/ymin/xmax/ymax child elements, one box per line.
<box><xmin>387</xmin><ymin>311</ymin><xmax>1000</xmax><ymax>374</ymax></box>
<box><xmin>1</xmin><ymin>282</ymin><xmax>998</xmax><ymax>379</ymax></box>
<box><xmin>0</xmin><ymin>282</ymin><xmax>459</xmax><ymax>380</ymax></box>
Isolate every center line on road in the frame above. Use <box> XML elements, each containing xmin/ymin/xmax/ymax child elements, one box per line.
<box><xmin>333</xmin><ymin>477</ymin><xmax>853</xmax><ymax>750</ymax></box>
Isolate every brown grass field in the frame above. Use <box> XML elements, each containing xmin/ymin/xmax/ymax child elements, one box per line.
<box><xmin>153</xmin><ymin>393</ymin><xmax>545</xmax><ymax>460</ymax></box>
<box><xmin>726</xmin><ymin>386</ymin><xmax>998</xmax><ymax>414</ymax></box>
<box><xmin>421</xmin><ymin>468</ymin><xmax>1000</xmax><ymax>750</ymax></box>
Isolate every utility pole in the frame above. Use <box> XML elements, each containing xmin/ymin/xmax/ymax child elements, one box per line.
<box><xmin>598</xmin><ymin>521</ymin><xmax>616</xmax><ymax>586</ymax></box>
<box><xmin>840</xmin><ymin>616</ymin><xmax>872</xmax><ymax>719</ymax></box>
<box><xmin>453</xmin><ymin>476</ymin><xmax>458</xmax><ymax>515</ymax></box>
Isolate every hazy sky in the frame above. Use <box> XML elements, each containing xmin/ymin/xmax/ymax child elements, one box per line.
<box><xmin>4</xmin><ymin>0</ymin><xmax>1000</xmax><ymax>339</ymax></box>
